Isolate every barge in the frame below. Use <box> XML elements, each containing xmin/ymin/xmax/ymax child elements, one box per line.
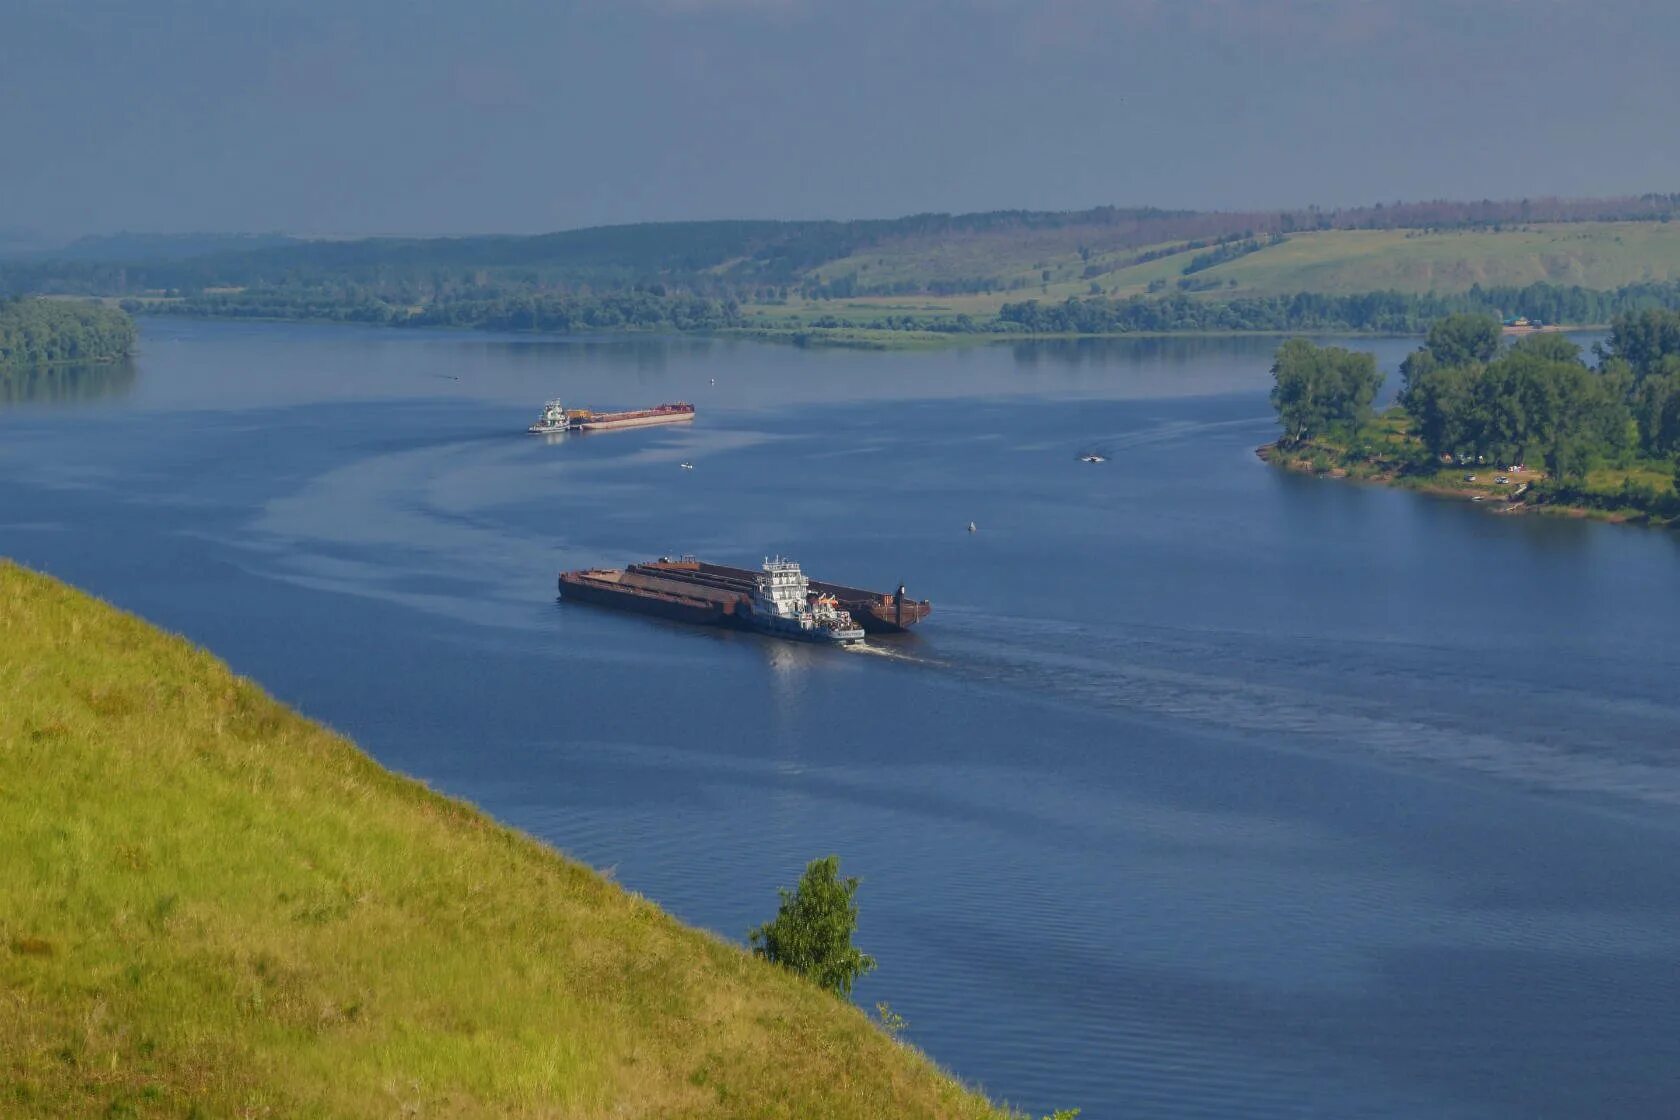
<box><xmin>626</xmin><ymin>557</ymin><xmax>932</xmax><ymax>633</ymax></box>
<box><xmin>527</xmin><ymin>401</ymin><xmax>695</xmax><ymax>434</ymax></box>
<box><xmin>559</xmin><ymin>556</ymin><xmax>867</xmax><ymax>645</ymax></box>
<box><xmin>573</xmin><ymin>402</ymin><xmax>695</xmax><ymax>431</ymax></box>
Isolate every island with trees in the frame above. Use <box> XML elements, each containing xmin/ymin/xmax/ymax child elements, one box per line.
<box><xmin>1262</xmin><ymin>310</ymin><xmax>1680</xmax><ymax>526</ymax></box>
<box><xmin>0</xmin><ymin>296</ymin><xmax>136</xmax><ymax>369</ymax></box>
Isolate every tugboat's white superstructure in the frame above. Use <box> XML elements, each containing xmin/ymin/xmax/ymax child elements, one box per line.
<box><xmin>745</xmin><ymin>557</ymin><xmax>865</xmax><ymax>645</ymax></box>
<box><xmin>528</xmin><ymin>400</ymin><xmax>571</xmax><ymax>434</ymax></box>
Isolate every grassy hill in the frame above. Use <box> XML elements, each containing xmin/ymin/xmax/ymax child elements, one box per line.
<box><xmin>0</xmin><ymin>561</ymin><xmax>1010</xmax><ymax>1119</ymax></box>
<box><xmin>801</xmin><ymin>222</ymin><xmax>1680</xmax><ymax>309</ymax></box>
<box><xmin>1155</xmin><ymin>223</ymin><xmax>1680</xmax><ymax>296</ymax></box>
<box><xmin>14</xmin><ymin>197</ymin><xmax>1680</xmax><ymax>343</ymax></box>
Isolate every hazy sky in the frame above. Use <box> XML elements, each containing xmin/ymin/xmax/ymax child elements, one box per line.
<box><xmin>6</xmin><ymin>0</ymin><xmax>1679</xmax><ymax>236</ymax></box>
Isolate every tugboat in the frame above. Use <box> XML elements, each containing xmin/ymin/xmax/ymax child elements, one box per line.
<box><xmin>528</xmin><ymin>400</ymin><xmax>571</xmax><ymax>434</ymax></box>
<box><xmin>740</xmin><ymin>558</ymin><xmax>866</xmax><ymax>645</ymax></box>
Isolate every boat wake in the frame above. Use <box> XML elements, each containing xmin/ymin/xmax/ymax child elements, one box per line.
<box><xmin>917</xmin><ymin>608</ymin><xmax>1680</xmax><ymax>815</ymax></box>
<box><xmin>845</xmin><ymin>641</ymin><xmax>941</xmax><ymax>667</ymax></box>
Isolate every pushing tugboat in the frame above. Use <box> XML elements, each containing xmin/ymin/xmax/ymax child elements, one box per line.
<box><xmin>558</xmin><ymin>556</ymin><xmax>931</xmax><ymax>645</ymax></box>
<box><xmin>528</xmin><ymin>400</ymin><xmax>572</xmax><ymax>434</ymax></box>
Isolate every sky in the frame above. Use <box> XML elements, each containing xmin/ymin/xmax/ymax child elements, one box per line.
<box><xmin>5</xmin><ymin>0</ymin><xmax>1680</xmax><ymax>237</ymax></box>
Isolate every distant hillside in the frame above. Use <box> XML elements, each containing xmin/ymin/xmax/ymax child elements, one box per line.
<box><xmin>8</xmin><ymin>195</ymin><xmax>1680</xmax><ymax>302</ymax></box>
<box><xmin>0</xmin><ymin>562</ymin><xmax>1009</xmax><ymax>1119</ymax></box>
<box><xmin>44</xmin><ymin>232</ymin><xmax>304</xmax><ymax>262</ymax></box>
<box><xmin>994</xmin><ymin>223</ymin><xmax>1680</xmax><ymax>302</ymax></box>
<box><xmin>10</xmin><ymin>196</ymin><xmax>1680</xmax><ymax>344</ymax></box>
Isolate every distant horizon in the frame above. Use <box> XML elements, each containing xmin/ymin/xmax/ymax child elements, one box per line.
<box><xmin>17</xmin><ymin>189</ymin><xmax>1680</xmax><ymax>245</ymax></box>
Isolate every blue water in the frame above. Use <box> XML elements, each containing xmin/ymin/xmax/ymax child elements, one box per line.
<box><xmin>4</xmin><ymin>320</ymin><xmax>1678</xmax><ymax>1118</ymax></box>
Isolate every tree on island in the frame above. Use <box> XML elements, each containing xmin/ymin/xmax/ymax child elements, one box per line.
<box><xmin>1405</xmin><ymin>312</ymin><xmax>1501</xmax><ymax>377</ymax></box>
<box><xmin>1269</xmin><ymin>338</ymin><xmax>1383</xmax><ymax>445</ymax></box>
<box><xmin>1395</xmin><ymin>313</ymin><xmax>1646</xmax><ymax>480</ymax></box>
<box><xmin>750</xmin><ymin>855</ymin><xmax>876</xmax><ymax>998</ymax></box>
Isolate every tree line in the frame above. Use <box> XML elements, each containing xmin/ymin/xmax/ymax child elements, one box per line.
<box><xmin>0</xmin><ymin>297</ymin><xmax>136</xmax><ymax>368</ymax></box>
<box><xmin>133</xmin><ymin>288</ymin><xmax>746</xmax><ymax>333</ymax></box>
<box><xmin>999</xmin><ymin>280</ymin><xmax>1680</xmax><ymax>335</ymax></box>
<box><xmin>119</xmin><ymin>278</ymin><xmax>1680</xmax><ymax>342</ymax></box>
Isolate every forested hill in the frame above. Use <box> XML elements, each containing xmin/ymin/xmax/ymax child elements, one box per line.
<box><xmin>13</xmin><ymin>196</ymin><xmax>1680</xmax><ymax>342</ymax></box>
<box><xmin>0</xmin><ymin>298</ymin><xmax>136</xmax><ymax>368</ymax></box>
<box><xmin>10</xmin><ymin>195</ymin><xmax>1680</xmax><ymax>302</ymax></box>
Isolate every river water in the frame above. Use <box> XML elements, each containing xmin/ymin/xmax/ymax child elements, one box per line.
<box><xmin>4</xmin><ymin>320</ymin><xmax>1678</xmax><ymax>1118</ymax></box>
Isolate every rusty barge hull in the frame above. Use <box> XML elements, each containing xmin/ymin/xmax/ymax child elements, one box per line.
<box><xmin>557</xmin><ymin>568</ymin><xmax>743</xmax><ymax>627</ymax></box>
<box><xmin>571</xmin><ymin>403</ymin><xmax>696</xmax><ymax>431</ymax></box>
<box><xmin>627</xmin><ymin>559</ymin><xmax>931</xmax><ymax>633</ymax></box>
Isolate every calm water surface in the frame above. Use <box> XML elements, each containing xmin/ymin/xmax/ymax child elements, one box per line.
<box><xmin>4</xmin><ymin>320</ymin><xmax>1678</xmax><ymax>1118</ymax></box>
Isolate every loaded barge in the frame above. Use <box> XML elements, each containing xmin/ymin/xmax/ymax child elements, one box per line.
<box><xmin>558</xmin><ymin>556</ymin><xmax>933</xmax><ymax>643</ymax></box>
<box><xmin>528</xmin><ymin>400</ymin><xmax>695</xmax><ymax>433</ymax></box>
<box><xmin>628</xmin><ymin>557</ymin><xmax>931</xmax><ymax>633</ymax></box>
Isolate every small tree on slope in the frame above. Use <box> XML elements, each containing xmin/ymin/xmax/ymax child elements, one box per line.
<box><xmin>750</xmin><ymin>855</ymin><xmax>876</xmax><ymax>998</ymax></box>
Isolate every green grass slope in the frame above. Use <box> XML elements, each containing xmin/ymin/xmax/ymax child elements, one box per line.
<box><xmin>786</xmin><ymin>221</ymin><xmax>1680</xmax><ymax>323</ymax></box>
<box><xmin>1182</xmin><ymin>223</ymin><xmax>1680</xmax><ymax>295</ymax></box>
<box><xmin>0</xmin><ymin>562</ymin><xmax>1008</xmax><ymax>1119</ymax></box>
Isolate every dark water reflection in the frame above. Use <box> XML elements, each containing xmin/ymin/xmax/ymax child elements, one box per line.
<box><xmin>0</xmin><ymin>357</ymin><xmax>136</xmax><ymax>406</ymax></box>
<box><xmin>1</xmin><ymin>320</ymin><xmax>1674</xmax><ymax>1119</ymax></box>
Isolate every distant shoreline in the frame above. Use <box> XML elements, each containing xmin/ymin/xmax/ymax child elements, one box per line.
<box><xmin>124</xmin><ymin>307</ymin><xmax>1609</xmax><ymax>351</ymax></box>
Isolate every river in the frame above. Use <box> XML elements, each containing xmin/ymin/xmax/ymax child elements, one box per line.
<box><xmin>4</xmin><ymin>319</ymin><xmax>1677</xmax><ymax>1118</ymax></box>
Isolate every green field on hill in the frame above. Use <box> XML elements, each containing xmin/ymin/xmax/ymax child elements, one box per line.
<box><xmin>1182</xmin><ymin>224</ymin><xmax>1680</xmax><ymax>296</ymax></box>
<box><xmin>0</xmin><ymin>562</ymin><xmax>1009</xmax><ymax>1119</ymax></box>
<box><xmin>787</xmin><ymin>221</ymin><xmax>1680</xmax><ymax>322</ymax></box>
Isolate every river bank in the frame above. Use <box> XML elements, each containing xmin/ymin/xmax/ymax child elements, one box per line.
<box><xmin>1257</xmin><ymin>417</ymin><xmax>1679</xmax><ymax>528</ymax></box>
<box><xmin>0</xmin><ymin>559</ymin><xmax>1007</xmax><ymax>1120</ymax></box>
<box><xmin>123</xmin><ymin>306</ymin><xmax>1595</xmax><ymax>354</ymax></box>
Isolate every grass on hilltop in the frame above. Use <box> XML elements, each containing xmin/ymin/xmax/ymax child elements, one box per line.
<box><xmin>1185</xmin><ymin>223</ymin><xmax>1680</xmax><ymax>297</ymax></box>
<box><xmin>0</xmin><ymin>561</ymin><xmax>1012</xmax><ymax>1119</ymax></box>
<box><xmin>777</xmin><ymin>221</ymin><xmax>1680</xmax><ymax>324</ymax></box>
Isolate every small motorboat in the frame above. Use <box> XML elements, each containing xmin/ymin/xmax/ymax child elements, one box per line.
<box><xmin>967</xmin><ymin>521</ymin><xmax>977</xmax><ymax>533</ymax></box>
<box><xmin>680</xmin><ymin>462</ymin><xmax>694</xmax><ymax>470</ymax></box>
<box><xmin>1080</xmin><ymin>453</ymin><xmax>1108</xmax><ymax>464</ymax></box>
